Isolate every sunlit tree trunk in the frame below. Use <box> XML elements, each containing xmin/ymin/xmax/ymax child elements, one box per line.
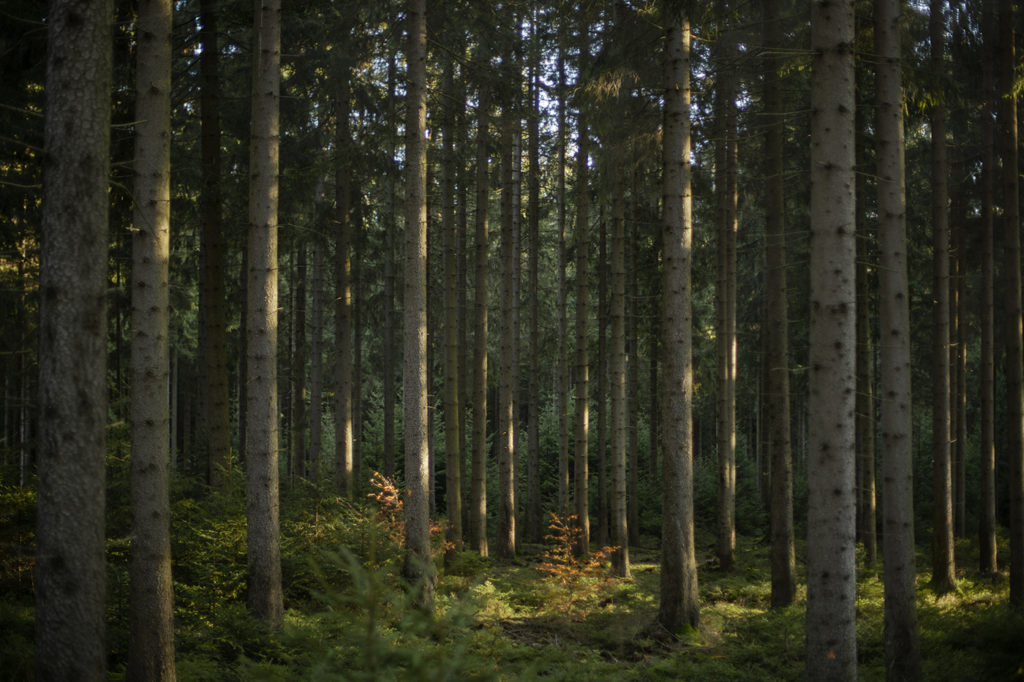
<box><xmin>246</xmin><ymin>0</ymin><xmax>284</xmax><ymax>630</ymax></box>
<box><xmin>335</xmin><ymin>66</ymin><xmax>354</xmax><ymax>499</ymax></box>
<box><xmin>657</xmin><ymin>12</ymin><xmax>699</xmax><ymax>634</ymax></box>
<box><xmin>574</xmin><ymin>108</ymin><xmax>591</xmax><ymax>556</ymax></box>
<box><xmin>929</xmin><ymin>0</ymin><xmax>956</xmax><ymax>595</ymax></box>
<box><xmin>805</xmin><ymin>0</ymin><xmax>857</xmax><ymax>677</ymax></box>
<box><xmin>763</xmin><ymin>0</ymin><xmax>796</xmax><ymax>608</ymax></box>
<box><xmin>876</xmin><ymin>0</ymin><xmax>923</xmax><ymax>676</ymax></box>
<box><xmin>714</xmin><ymin>0</ymin><xmax>738</xmax><ymax>574</ymax></box>
<box><xmin>36</xmin><ymin>3</ymin><xmax>112</xmax><ymax>678</ymax></box>
<box><xmin>402</xmin><ymin>0</ymin><xmax>435</xmax><ymax>608</ymax></box>
<box><xmin>128</xmin><ymin>0</ymin><xmax>176</xmax><ymax>676</ymax></box>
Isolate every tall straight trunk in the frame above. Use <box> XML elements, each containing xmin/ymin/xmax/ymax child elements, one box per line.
<box><xmin>200</xmin><ymin>0</ymin><xmax>231</xmax><ymax>491</ymax></box>
<box><xmin>929</xmin><ymin>0</ymin><xmax>956</xmax><ymax>595</ymax></box>
<box><xmin>128</xmin><ymin>0</ymin><xmax>176</xmax><ymax>677</ymax></box>
<box><xmin>597</xmin><ymin>206</ymin><xmax>609</xmax><ymax>548</ymax></box>
<box><xmin>611</xmin><ymin>169</ymin><xmax>630</xmax><ymax>577</ymax></box>
<box><xmin>36</xmin><ymin>3</ymin><xmax>112</xmax><ymax>678</ymax></box>
<box><xmin>876</xmin><ymin>0</ymin><xmax>923</xmax><ymax>676</ymax></box>
<box><xmin>714</xmin><ymin>0</ymin><xmax>738</xmax><ymax>574</ymax></box>
<box><xmin>979</xmin><ymin>0</ymin><xmax>998</xmax><ymax>575</ymax></box>
<box><xmin>854</xmin><ymin>58</ymin><xmax>877</xmax><ymax>568</ymax></box>
<box><xmin>952</xmin><ymin>186</ymin><xmax>968</xmax><ymax>539</ymax></box>
<box><xmin>246</xmin><ymin>0</ymin><xmax>284</xmax><ymax>630</ymax></box>
<box><xmin>763</xmin><ymin>0</ymin><xmax>796</xmax><ymax>608</ymax></box>
<box><xmin>335</xmin><ymin>70</ymin><xmax>354</xmax><ymax>498</ymax></box>
<box><xmin>352</xmin><ymin>198</ymin><xmax>364</xmax><ymax>490</ymax></box>
<box><xmin>497</xmin><ymin>104</ymin><xmax>519</xmax><ymax>560</ymax></box>
<box><xmin>402</xmin><ymin>0</ymin><xmax>435</xmax><ymax>607</ymax></box>
<box><xmin>525</xmin><ymin>41</ymin><xmax>543</xmax><ymax>544</ymax></box>
<box><xmin>574</xmin><ymin>109</ymin><xmax>591</xmax><ymax>556</ymax></box>
<box><xmin>805</xmin><ymin>0</ymin><xmax>857</xmax><ymax>678</ymax></box>
<box><xmin>627</xmin><ymin>197</ymin><xmax>641</xmax><ymax>545</ymax></box>
<box><xmin>309</xmin><ymin>205</ymin><xmax>325</xmax><ymax>483</ymax></box>
<box><xmin>556</xmin><ymin>43</ymin><xmax>570</xmax><ymax>517</ymax></box>
<box><xmin>383</xmin><ymin>55</ymin><xmax>398</xmax><ymax>480</ymax></box>
<box><xmin>657</xmin><ymin>13</ymin><xmax>699</xmax><ymax>634</ymax></box>
<box><xmin>470</xmin><ymin>49</ymin><xmax>491</xmax><ymax>557</ymax></box>
<box><xmin>998</xmin><ymin>0</ymin><xmax>1024</xmax><ymax>608</ymax></box>
<box><xmin>291</xmin><ymin>240</ymin><xmax>308</xmax><ymax>488</ymax></box>
<box><xmin>440</xmin><ymin>60</ymin><xmax>463</xmax><ymax>551</ymax></box>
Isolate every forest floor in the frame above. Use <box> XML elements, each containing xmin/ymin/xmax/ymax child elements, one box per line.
<box><xmin>2</xmin><ymin>482</ymin><xmax>1023</xmax><ymax>680</ymax></box>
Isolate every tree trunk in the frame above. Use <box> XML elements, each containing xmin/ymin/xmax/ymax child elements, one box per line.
<box><xmin>470</xmin><ymin>46</ymin><xmax>491</xmax><ymax>557</ymax></box>
<box><xmin>246</xmin><ymin>0</ymin><xmax>284</xmax><ymax>630</ymax></box>
<box><xmin>979</xmin><ymin>0</ymin><xmax>998</xmax><ymax>576</ymax></box>
<box><xmin>611</xmin><ymin>168</ymin><xmax>630</xmax><ymax>578</ymax></box>
<box><xmin>440</xmin><ymin>58</ymin><xmax>463</xmax><ymax>552</ymax></box>
<box><xmin>805</xmin><ymin>0</ymin><xmax>857</xmax><ymax>677</ymax></box>
<box><xmin>556</xmin><ymin>42</ymin><xmax>571</xmax><ymax>518</ymax></box>
<box><xmin>525</xmin><ymin>35</ymin><xmax>543</xmax><ymax>545</ymax></box>
<box><xmin>128</xmin><ymin>0</ymin><xmax>176</xmax><ymax>676</ymax></box>
<box><xmin>930</xmin><ymin>0</ymin><xmax>956</xmax><ymax>595</ymax></box>
<box><xmin>402</xmin><ymin>0</ymin><xmax>435</xmax><ymax>608</ymax></box>
<box><xmin>656</xmin><ymin>13</ymin><xmax>699</xmax><ymax>635</ymax></box>
<box><xmin>35</xmin><ymin>2</ymin><xmax>112</xmax><ymax>678</ymax></box>
<box><xmin>200</xmin><ymin>0</ymin><xmax>231</xmax><ymax>491</ymax></box>
<box><xmin>763</xmin><ymin>0</ymin><xmax>796</xmax><ymax>609</ymax></box>
<box><xmin>998</xmin><ymin>0</ymin><xmax>1024</xmax><ymax>609</ymax></box>
<box><xmin>497</xmin><ymin>99</ymin><xmax>519</xmax><ymax>560</ymax></box>
<box><xmin>714</xmin><ymin>5</ymin><xmax>738</xmax><ymax>572</ymax></box>
<box><xmin>335</xmin><ymin>68</ymin><xmax>354</xmax><ymax>498</ymax></box>
<box><xmin>309</xmin><ymin>196</ymin><xmax>325</xmax><ymax>483</ymax></box>
<box><xmin>876</xmin><ymin>0</ymin><xmax>923</xmax><ymax>675</ymax></box>
<box><xmin>574</xmin><ymin>108</ymin><xmax>591</xmax><ymax>556</ymax></box>
<box><xmin>383</xmin><ymin>55</ymin><xmax>398</xmax><ymax>480</ymax></box>
<box><xmin>597</xmin><ymin>207</ymin><xmax>609</xmax><ymax>549</ymax></box>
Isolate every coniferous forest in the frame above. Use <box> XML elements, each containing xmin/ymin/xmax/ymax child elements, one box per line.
<box><xmin>3</xmin><ymin>0</ymin><xmax>1024</xmax><ymax>679</ymax></box>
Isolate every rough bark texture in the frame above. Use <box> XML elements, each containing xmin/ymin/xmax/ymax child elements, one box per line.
<box><xmin>556</xmin><ymin>44</ymin><xmax>570</xmax><ymax>518</ymax></box>
<box><xmin>525</xmin><ymin>44</ymin><xmax>543</xmax><ymax>544</ymax></box>
<box><xmin>875</xmin><ymin>0</ymin><xmax>923</xmax><ymax>676</ymax></box>
<box><xmin>246</xmin><ymin>0</ymin><xmax>284</xmax><ymax>630</ymax></box>
<box><xmin>998</xmin><ymin>0</ymin><xmax>1024</xmax><ymax>608</ymax></box>
<box><xmin>401</xmin><ymin>0</ymin><xmax>435</xmax><ymax>608</ymax></box>
<box><xmin>805</xmin><ymin>0</ymin><xmax>858</xmax><ymax>678</ymax></box>
<box><xmin>929</xmin><ymin>0</ymin><xmax>956</xmax><ymax>595</ymax></box>
<box><xmin>763</xmin><ymin>0</ymin><xmax>796</xmax><ymax>609</ymax></box>
<box><xmin>309</xmin><ymin>214</ymin><xmax>325</xmax><ymax>483</ymax></box>
<box><xmin>35</xmin><ymin>2</ymin><xmax>112</xmax><ymax>678</ymax></box>
<box><xmin>199</xmin><ymin>0</ymin><xmax>232</xmax><ymax>491</ymax></box>
<box><xmin>128</xmin><ymin>0</ymin><xmax>176</xmax><ymax>677</ymax></box>
<box><xmin>657</xmin><ymin>15</ymin><xmax>699</xmax><ymax>635</ymax></box>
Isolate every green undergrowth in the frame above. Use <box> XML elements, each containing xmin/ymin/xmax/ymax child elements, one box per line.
<box><xmin>2</xmin><ymin>482</ymin><xmax>1023</xmax><ymax>680</ymax></box>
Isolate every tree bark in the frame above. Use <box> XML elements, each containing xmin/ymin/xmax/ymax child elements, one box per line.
<box><xmin>470</xmin><ymin>45</ymin><xmax>491</xmax><ymax>557</ymax></box>
<box><xmin>246</xmin><ymin>0</ymin><xmax>284</xmax><ymax>630</ymax></box>
<box><xmin>805</xmin><ymin>0</ymin><xmax>857</xmax><ymax>677</ymax></box>
<box><xmin>402</xmin><ymin>0</ymin><xmax>435</xmax><ymax>608</ymax></box>
<box><xmin>763</xmin><ymin>0</ymin><xmax>796</xmax><ymax>609</ymax></box>
<box><xmin>35</xmin><ymin>1</ymin><xmax>112</xmax><ymax>678</ymax></box>
<box><xmin>128</xmin><ymin>0</ymin><xmax>176</xmax><ymax>676</ymax></box>
<box><xmin>574</xmin><ymin>108</ymin><xmax>591</xmax><ymax>556</ymax></box>
<box><xmin>525</xmin><ymin>33</ymin><xmax>543</xmax><ymax>544</ymax></box>
<box><xmin>929</xmin><ymin>0</ymin><xmax>956</xmax><ymax>595</ymax></box>
<box><xmin>335</xmin><ymin>67</ymin><xmax>354</xmax><ymax>498</ymax></box>
<box><xmin>556</xmin><ymin>42</ymin><xmax>571</xmax><ymax>518</ymax></box>
<box><xmin>611</xmin><ymin>168</ymin><xmax>630</xmax><ymax>578</ymax></box>
<box><xmin>876</xmin><ymin>0</ymin><xmax>923</xmax><ymax>676</ymax></box>
<box><xmin>656</xmin><ymin>13</ymin><xmax>699</xmax><ymax>635</ymax></box>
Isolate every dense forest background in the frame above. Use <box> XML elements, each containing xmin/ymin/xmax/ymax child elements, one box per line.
<box><xmin>2</xmin><ymin>0</ymin><xmax>1024</xmax><ymax>679</ymax></box>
